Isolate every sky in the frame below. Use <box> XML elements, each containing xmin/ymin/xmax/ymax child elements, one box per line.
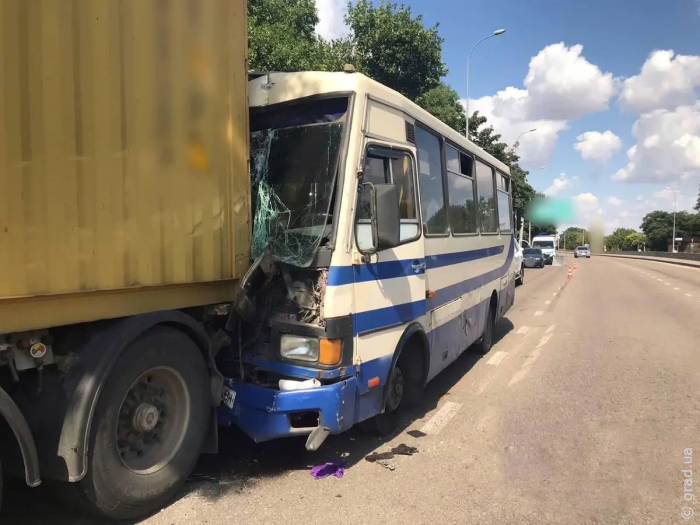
<box><xmin>315</xmin><ymin>0</ymin><xmax>700</xmax><ymax>233</ymax></box>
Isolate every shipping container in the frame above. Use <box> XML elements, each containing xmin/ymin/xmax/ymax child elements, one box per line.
<box><xmin>0</xmin><ymin>0</ymin><xmax>250</xmax><ymax>332</ymax></box>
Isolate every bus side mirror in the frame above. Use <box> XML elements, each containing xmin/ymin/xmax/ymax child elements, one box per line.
<box><xmin>361</xmin><ymin>182</ymin><xmax>400</xmax><ymax>254</ymax></box>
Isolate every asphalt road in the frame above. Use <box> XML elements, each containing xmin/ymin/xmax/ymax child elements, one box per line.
<box><xmin>4</xmin><ymin>256</ymin><xmax>699</xmax><ymax>524</ymax></box>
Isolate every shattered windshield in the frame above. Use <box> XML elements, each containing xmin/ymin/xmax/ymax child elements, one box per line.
<box><xmin>249</xmin><ymin>97</ymin><xmax>348</xmax><ymax>267</ymax></box>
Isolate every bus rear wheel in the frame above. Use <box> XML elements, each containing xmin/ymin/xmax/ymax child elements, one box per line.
<box><xmin>68</xmin><ymin>327</ymin><xmax>210</xmax><ymax>520</ymax></box>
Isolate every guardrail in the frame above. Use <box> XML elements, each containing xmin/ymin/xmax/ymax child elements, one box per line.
<box><xmin>603</xmin><ymin>251</ymin><xmax>700</xmax><ymax>262</ymax></box>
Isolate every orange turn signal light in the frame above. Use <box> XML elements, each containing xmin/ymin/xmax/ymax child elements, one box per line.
<box><xmin>319</xmin><ymin>338</ymin><xmax>342</xmax><ymax>365</ymax></box>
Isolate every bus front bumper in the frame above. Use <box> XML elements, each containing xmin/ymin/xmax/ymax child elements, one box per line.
<box><xmin>218</xmin><ymin>377</ymin><xmax>357</xmax><ymax>448</ymax></box>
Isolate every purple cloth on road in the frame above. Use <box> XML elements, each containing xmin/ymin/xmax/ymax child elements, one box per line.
<box><xmin>310</xmin><ymin>461</ymin><xmax>345</xmax><ymax>479</ymax></box>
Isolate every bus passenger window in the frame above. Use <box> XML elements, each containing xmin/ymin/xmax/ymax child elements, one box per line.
<box><xmin>475</xmin><ymin>160</ymin><xmax>498</xmax><ymax>233</ymax></box>
<box><xmin>496</xmin><ymin>170</ymin><xmax>512</xmax><ymax>232</ymax></box>
<box><xmin>415</xmin><ymin>127</ymin><xmax>447</xmax><ymax>235</ymax></box>
<box><xmin>356</xmin><ymin>150</ymin><xmax>419</xmax><ymax>251</ymax></box>
<box><xmin>446</xmin><ymin>146</ymin><xmax>476</xmax><ymax>234</ymax></box>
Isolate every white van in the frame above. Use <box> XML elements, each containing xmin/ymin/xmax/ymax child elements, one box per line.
<box><xmin>531</xmin><ymin>234</ymin><xmax>556</xmax><ymax>265</ymax></box>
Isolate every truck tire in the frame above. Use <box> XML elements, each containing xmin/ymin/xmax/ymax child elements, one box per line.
<box><xmin>69</xmin><ymin>327</ymin><xmax>209</xmax><ymax>520</ymax></box>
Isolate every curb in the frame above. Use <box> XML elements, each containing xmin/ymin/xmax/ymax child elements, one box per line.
<box><xmin>596</xmin><ymin>253</ymin><xmax>700</xmax><ymax>270</ymax></box>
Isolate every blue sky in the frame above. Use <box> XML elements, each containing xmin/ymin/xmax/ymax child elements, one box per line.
<box><xmin>316</xmin><ymin>0</ymin><xmax>700</xmax><ymax>232</ymax></box>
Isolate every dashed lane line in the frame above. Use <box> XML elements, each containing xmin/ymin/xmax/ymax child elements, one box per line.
<box><xmin>486</xmin><ymin>351</ymin><xmax>508</xmax><ymax>366</ymax></box>
<box><xmin>420</xmin><ymin>401</ymin><xmax>463</xmax><ymax>435</ymax></box>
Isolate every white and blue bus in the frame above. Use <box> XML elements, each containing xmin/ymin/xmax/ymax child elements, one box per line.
<box><xmin>219</xmin><ymin>70</ymin><xmax>516</xmax><ymax>449</ymax></box>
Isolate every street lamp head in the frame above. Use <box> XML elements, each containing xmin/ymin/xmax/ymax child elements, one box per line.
<box><xmin>528</xmin><ymin>128</ymin><xmax>537</xmax><ymax>132</ymax></box>
<box><xmin>493</xmin><ymin>29</ymin><xmax>506</xmax><ymax>35</ymax></box>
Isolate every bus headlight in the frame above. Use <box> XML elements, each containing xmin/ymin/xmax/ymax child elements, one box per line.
<box><xmin>280</xmin><ymin>335</ymin><xmax>319</xmax><ymax>362</ymax></box>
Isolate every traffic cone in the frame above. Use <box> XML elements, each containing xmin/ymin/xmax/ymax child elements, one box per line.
<box><xmin>567</xmin><ymin>269</ymin><xmax>573</xmax><ymax>280</ymax></box>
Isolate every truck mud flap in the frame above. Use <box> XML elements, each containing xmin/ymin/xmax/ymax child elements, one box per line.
<box><xmin>0</xmin><ymin>386</ymin><xmax>41</xmax><ymax>488</ymax></box>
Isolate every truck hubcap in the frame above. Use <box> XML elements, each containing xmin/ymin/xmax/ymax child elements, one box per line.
<box><xmin>116</xmin><ymin>367</ymin><xmax>191</xmax><ymax>474</ymax></box>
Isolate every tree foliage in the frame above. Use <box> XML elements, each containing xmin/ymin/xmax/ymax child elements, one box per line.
<box><xmin>640</xmin><ymin>210</ymin><xmax>700</xmax><ymax>251</ymax></box>
<box><xmin>605</xmin><ymin>228</ymin><xmax>641</xmax><ymax>252</ymax></box>
<box><xmin>562</xmin><ymin>227</ymin><xmax>589</xmax><ymax>250</ymax></box>
<box><xmin>248</xmin><ymin>0</ymin><xmax>338</xmax><ymax>71</ymax></box>
<box><xmin>695</xmin><ymin>183</ymin><xmax>700</xmax><ymax>212</ymax></box>
<box><xmin>343</xmin><ymin>0</ymin><xmax>447</xmax><ymax>101</ymax></box>
<box><xmin>416</xmin><ymin>83</ymin><xmax>466</xmax><ymax>134</ymax></box>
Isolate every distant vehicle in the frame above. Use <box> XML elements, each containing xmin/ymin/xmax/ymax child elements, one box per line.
<box><xmin>532</xmin><ymin>234</ymin><xmax>556</xmax><ymax>265</ymax></box>
<box><xmin>574</xmin><ymin>246</ymin><xmax>591</xmax><ymax>258</ymax></box>
<box><xmin>523</xmin><ymin>248</ymin><xmax>546</xmax><ymax>268</ymax></box>
<box><xmin>513</xmin><ymin>237</ymin><xmax>525</xmax><ymax>286</ymax></box>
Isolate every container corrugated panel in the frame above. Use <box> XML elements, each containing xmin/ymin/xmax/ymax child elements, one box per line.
<box><xmin>0</xmin><ymin>0</ymin><xmax>250</xmax><ymax>328</ymax></box>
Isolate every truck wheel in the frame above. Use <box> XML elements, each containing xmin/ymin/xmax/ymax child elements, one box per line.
<box><xmin>72</xmin><ymin>327</ymin><xmax>209</xmax><ymax>520</ymax></box>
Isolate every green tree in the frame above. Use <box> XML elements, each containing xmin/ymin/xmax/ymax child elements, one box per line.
<box><xmin>694</xmin><ymin>183</ymin><xmax>700</xmax><ymax>212</ymax></box>
<box><xmin>248</xmin><ymin>0</ymin><xmax>338</xmax><ymax>72</ymax></box>
<box><xmin>605</xmin><ymin>227</ymin><xmax>637</xmax><ymax>251</ymax></box>
<box><xmin>416</xmin><ymin>83</ymin><xmax>466</xmax><ymax>134</ymax></box>
<box><xmin>640</xmin><ymin>212</ymin><xmax>673</xmax><ymax>251</ymax></box>
<box><xmin>562</xmin><ymin>227</ymin><xmax>589</xmax><ymax>250</ymax></box>
<box><xmin>625</xmin><ymin>232</ymin><xmax>646</xmax><ymax>251</ymax></box>
<box><xmin>343</xmin><ymin>0</ymin><xmax>447</xmax><ymax>101</ymax></box>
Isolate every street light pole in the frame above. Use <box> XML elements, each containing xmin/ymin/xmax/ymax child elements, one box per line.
<box><xmin>465</xmin><ymin>29</ymin><xmax>506</xmax><ymax>139</ymax></box>
<box><xmin>665</xmin><ymin>187</ymin><xmax>678</xmax><ymax>252</ymax></box>
<box><xmin>511</xmin><ymin>128</ymin><xmax>537</xmax><ymax>152</ymax></box>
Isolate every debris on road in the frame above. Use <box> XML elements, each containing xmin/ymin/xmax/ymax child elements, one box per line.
<box><xmin>365</xmin><ymin>451</ymin><xmax>394</xmax><ymax>462</ymax></box>
<box><xmin>365</xmin><ymin>444</ymin><xmax>419</xmax><ymax>471</ymax></box>
<box><xmin>407</xmin><ymin>430</ymin><xmax>427</xmax><ymax>438</ymax></box>
<box><xmin>391</xmin><ymin>444</ymin><xmax>418</xmax><ymax>456</ymax></box>
<box><xmin>310</xmin><ymin>461</ymin><xmax>345</xmax><ymax>480</ymax></box>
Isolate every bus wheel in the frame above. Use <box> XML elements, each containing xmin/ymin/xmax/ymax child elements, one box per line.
<box><xmin>359</xmin><ymin>365</ymin><xmax>405</xmax><ymax>436</ymax></box>
<box><xmin>474</xmin><ymin>300</ymin><xmax>496</xmax><ymax>355</ymax></box>
<box><xmin>71</xmin><ymin>327</ymin><xmax>210</xmax><ymax>520</ymax></box>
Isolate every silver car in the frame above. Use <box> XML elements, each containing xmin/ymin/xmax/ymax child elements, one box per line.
<box><xmin>574</xmin><ymin>246</ymin><xmax>591</xmax><ymax>258</ymax></box>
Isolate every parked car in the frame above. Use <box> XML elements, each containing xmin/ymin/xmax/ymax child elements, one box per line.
<box><xmin>523</xmin><ymin>248</ymin><xmax>546</xmax><ymax>268</ymax></box>
<box><xmin>574</xmin><ymin>246</ymin><xmax>591</xmax><ymax>258</ymax></box>
<box><xmin>513</xmin><ymin>237</ymin><xmax>524</xmax><ymax>286</ymax></box>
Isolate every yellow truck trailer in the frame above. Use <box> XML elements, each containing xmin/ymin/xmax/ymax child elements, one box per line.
<box><xmin>0</xmin><ymin>0</ymin><xmax>249</xmax><ymax>519</ymax></box>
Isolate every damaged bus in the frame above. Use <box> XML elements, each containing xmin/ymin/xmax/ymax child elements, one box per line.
<box><xmin>218</xmin><ymin>70</ymin><xmax>516</xmax><ymax>448</ymax></box>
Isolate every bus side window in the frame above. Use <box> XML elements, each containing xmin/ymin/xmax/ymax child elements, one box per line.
<box><xmin>356</xmin><ymin>149</ymin><xmax>420</xmax><ymax>251</ymax></box>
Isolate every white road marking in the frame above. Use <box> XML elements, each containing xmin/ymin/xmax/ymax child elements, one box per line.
<box><xmin>545</xmin><ymin>300</ymin><xmax>551</xmax><ymax>305</ymax></box>
<box><xmin>686</xmin><ymin>293</ymin><xmax>693</xmax><ymax>297</ymax></box>
<box><xmin>508</xmin><ymin>368</ymin><xmax>530</xmax><ymax>386</ymax></box>
<box><xmin>516</xmin><ymin>326</ymin><xmax>531</xmax><ymax>335</ymax></box>
<box><xmin>674</xmin><ymin>287</ymin><xmax>680</xmax><ymax>291</ymax></box>
<box><xmin>664</xmin><ymin>282</ymin><xmax>670</xmax><ymax>286</ymax></box>
<box><xmin>545</xmin><ymin>324</ymin><xmax>557</xmax><ymax>335</ymax></box>
<box><xmin>553</xmin><ymin>292</ymin><xmax>558</xmax><ymax>296</ymax></box>
<box><xmin>534</xmin><ymin>310</ymin><xmax>544</xmax><ymax>317</ymax></box>
<box><xmin>487</xmin><ymin>351</ymin><xmax>508</xmax><ymax>366</ymax></box>
<box><xmin>420</xmin><ymin>401</ymin><xmax>462</xmax><ymax>435</ymax></box>
<box><xmin>536</xmin><ymin>334</ymin><xmax>553</xmax><ymax>348</ymax></box>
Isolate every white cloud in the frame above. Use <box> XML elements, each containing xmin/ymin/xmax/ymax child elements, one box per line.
<box><xmin>543</xmin><ymin>173</ymin><xmax>578</xmax><ymax>196</ymax></box>
<box><xmin>525</xmin><ymin>43</ymin><xmax>617</xmax><ymax>121</ymax></box>
<box><xmin>574</xmin><ymin>131</ymin><xmax>622</xmax><ymax>163</ymax></box>
<box><xmin>608</xmin><ymin>196</ymin><xmax>623</xmax><ymax>206</ymax></box>
<box><xmin>468</xmin><ymin>43</ymin><xmax>615</xmax><ymax>164</ymax></box>
<box><xmin>612</xmin><ymin>102</ymin><xmax>700</xmax><ymax>183</ymax></box>
<box><xmin>619</xmin><ymin>50</ymin><xmax>700</xmax><ymax>114</ymax></box>
<box><xmin>315</xmin><ymin>0</ymin><xmax>349</xmax><ymax>40</ymax></box>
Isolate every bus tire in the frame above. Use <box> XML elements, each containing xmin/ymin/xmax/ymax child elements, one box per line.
<box><xmin>516</xmin><ymin>265</ymin><xmax>524</xmax><ymax>286</ymax></box>
<box><xmin>67</xmin><ymin>327</ymin><xmax>209</xmax><ymax>520</ymax></box>
<box><xmin>359</xmin><ymin>342</ymin><xmax>424</xmax><ymax>436</ymax></box>
<box><xmin>473</xmin><ymin>298</ymin><xmax>496</xmax><ymax>355</ymax></box>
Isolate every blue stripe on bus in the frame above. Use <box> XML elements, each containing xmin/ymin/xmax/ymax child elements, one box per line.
<box><xmin>327</xmin><ymin>258</ymin><xmax>420</xmax><ymax>287</ymax></box>
<box><xmin>352</xmin><ymin>240</ymin><xmax>514</xmax><ymax>336</ymax></box>
<box><xmin>327</xmin><ymin>244</ymin><xmax>506</xmax><ymax>287</ymax></box>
